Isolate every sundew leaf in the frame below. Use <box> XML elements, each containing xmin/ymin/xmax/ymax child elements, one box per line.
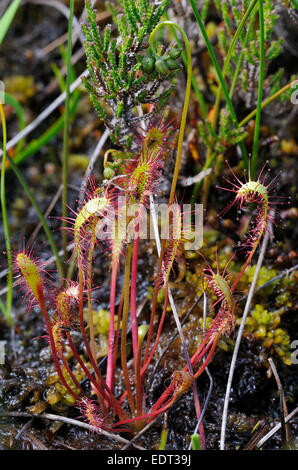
<box><xmin>74</xmin><ymin>196</ymin><xmax>110</xmax><ymax>244</ymax></box>
<box><xmin>16</xmin><ymin>253</ymin><xmax>43</xmax><ymax>303</ymax></box>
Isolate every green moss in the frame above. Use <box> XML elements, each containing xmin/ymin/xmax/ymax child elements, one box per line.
<box><xmin>46</xmin><ymin>362</ymin><xmax>89</xmax><ymax>406</ymax></box>
<box><xmin>84</xmin><ymin>308</ymin><xmax>121</xmax><ymax>336</ymax></box>
<box><xmin>240</xmin><ymin>304</ymin><xmax>292</xmax><ymax>365</ymax></box>
<box><xmin>236</xmin><ymin>265</ymin><xmax>278</xmax><ymax>295</ymax></box>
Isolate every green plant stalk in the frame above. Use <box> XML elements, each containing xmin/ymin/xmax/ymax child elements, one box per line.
<box><xmin>51</xmin><ymin>62</ymin><xmax>67</xmax><ymax>93</ymax></box>
<box><xmin>212</xmin><ymin>0</ymin><xmax>258</xmax><ymax>133</ymax></box>
<box><xmin>6</xmin><ymin>153</ymin><xmax>64</xmax><ymax>279</ymax></box>
<box><xmin>164</xmin><ymin>12</ymin><xmax>216</xmax><ymax>139</ymax></box>
<box><xmin>66</xmin><ymin>249</ymin><xmax>77</xmax><ymax>280</ymax></box>
<box><xmin>191</xmin><ymin>153</ymin><xmax>216</xmax><ymax>204</ymax></box>
<box><xmin>229</xmin><ymin>4</ymin><xmax>259</xmax><ymax>98</ymax></box>
<box><xmin>239</xmin><ymin>80</ymin><xmax>296</xmax><ymax>127</ymax></box>
<box><xmin>191</xmin><ymin>433</ymin><xmax>201</xmax><ymax>450</ymax></box>
<box><xmin>190</xmin><ymin>0</ymin><xmax>256</xmax><ymax>203</ymax></box>
<box><xmin>62</xmin><ymin>0</ymin><xmax>75</xmax><ymax>266</ymax></box>
<box><xmin>149</xmin><ymin>20</ymin><xmax>192</xmax><ymax>206</ymax></box>
<box><xmin>159</xmin><ymin>426</ymin><xmax>168</xmax><ymax>450</ymax></box>
<box><xmin>135</xmin><ymin>327</ymin><xmax>148</xmax><ymax>426</ymax></box>
<box><xmin>251</xmin><ymin>0</ymin><xmax>265</xmax><ymax>179</ymax></box>
<box><xmin>192</xmin><ymin>59</ymin><xmax>294</xmax><ymax>202</ymax></box>
<box><xmin>0</xmin><ymin>102</ymin><xmax>13</xmax><ymax>324</ymax></box>
<box><xmin>51</xmin><ymin>42</ymin><xmax>77</xmax><ymax>93</ymax></box>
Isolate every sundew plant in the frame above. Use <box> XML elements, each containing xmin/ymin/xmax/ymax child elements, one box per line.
<box><xmin>0</xmin><ymin>0</ymin><xmax>297</xmax><ymax>451</ymax></box>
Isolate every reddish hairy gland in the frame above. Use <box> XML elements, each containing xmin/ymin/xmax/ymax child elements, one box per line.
<box><xmin>119</xmin><ymin>151</ymin><xmax>164</xmax><ymax>205</ymax></box>
<box><xmin>74</xmin><ymin>195</ymin><xmax>110</xmax><ymax>253</ymax></box>
<box><xmin>136</xmin><ymin>116</ymin><xmax>177</xmax><ymax>160</ymax></box>
<box><xmin>206</xmin><ymin>272</ymin><xmax>235</xmax><ymax>312</ymax></box>
<box><xmin>78</xmin><ymin>397</ymin><xmax>105</xmax><ymax>431</ymax></box>
<box><xmin>151</xmin><ymin>370</ymin><xmax>193</xmax><ymax>413</ymax></box>
<box><xmin>56</xmin><ymin>282</ymin><xmax>80</xmax><ymax>325</ymax></box>
<box><xmin>51</xmin><ymin>321</ymin><xmax>65</xmax><ymax>356</ymax></box>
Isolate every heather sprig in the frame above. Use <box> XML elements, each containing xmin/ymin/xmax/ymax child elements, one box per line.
<box><xmin>212</xmin><ymin>0</ymin><xmax>282</xmax><ymax>89</ymax></box>
<box><xmin>82</xmin><ymin>0</ymin><xmax>179</xmax><ymax>147</ymax></box>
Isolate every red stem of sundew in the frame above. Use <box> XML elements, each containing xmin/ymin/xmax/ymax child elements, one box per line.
<box><xmin>106</xmin><ymin>261</ymin><xmax>118</xmax><ymax>391</ymax></box>
<box><xmin>66</xmin><ymin>331</ymin><xmax>108</xmax><ymax>415</ymax></box>
<box><xmin>142</xmin><ymin>340</ymin><xmax>219</xmax><ymax>426</ymax></box>
<box><xmin>118</xmin><ymin>289</ymin><xmax>169</xmax><ymax>407</ymax></box>
<box><xmin>87</xmin><ymin>228</ymin><xmax>97</xmax><ymax>361</ymax></box>
<box><xmin>130</xmin><ymin>232</ymin><xmax>140</xmax><ymax>369</ymax></box>
<box><xmin>37</xmin><ymin>285</ymin><xmax>80</xmax><ymax>402</ymax></box>
<box><xmin>77</xmin><ymin>269</ymin><xmax>127</xmax><ymax>419</ymax></box>
<box><xmin>58</xmin><ymin>349</ymin><xmax>85</xmax><ymax>398</ymax></box>
<box><xmin>112</xmin><ymin>392</ymin><xmax>182</xmax><ymax>429</ymax></box>
<box><xmin>193</xmin><ymin>338</ymin><xmax>218</xmax><ymax>380</ymax></box>
<box><xmin>141</xmin><ymin>291</ymin><xmax>169</xmax><ymax>375</ymax></box>
<box><xmin>112</xmin><ymin>285</ymin><xmax>124</xmax><ymax>377</ymax></box>
<box><xmin>231</xmin><ymin>245</ymin><xmax>258</xmax><ymax>292</ymax></box>
<box><xmin>189</xmin><ymin>337</ymin><xmax>214</xmax><ymax>369</ymax></box>
<box><xmin>150</xmin><ymin>391</ymin><xmax>179</xmax><ymax>416</ymax></box>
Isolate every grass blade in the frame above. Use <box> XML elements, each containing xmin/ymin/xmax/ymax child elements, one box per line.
<box><xmin>62</xmin><ymin>0</ymin><xmax>75</xmax><ymax>265</ymax></box>
<box><xmin>0</xmin><ymin>0</ymin><xmax>21</xmax><ymax>46</ymax></box>
<box><xmin>189</xmin><ymin>0</ymin><xmax>248</xmax><ymax>167</ymax></box>
<box><xmin>251</xmin><ymin>0</ymin><xmax>265</xmax><ymax>178</ymax></box>
<box><xmin>191</xmin><ymin>433</ymin><xmax>201</xmax><ymax>450</ymax></box>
